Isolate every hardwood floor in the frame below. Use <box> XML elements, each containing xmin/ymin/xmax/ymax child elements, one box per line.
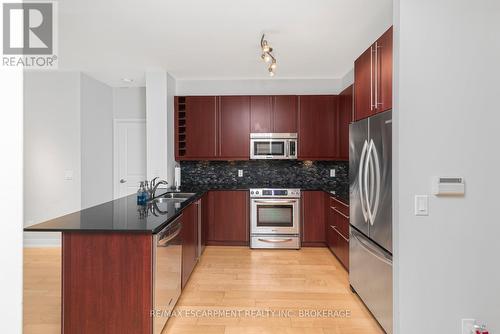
<box><xmin>23</xmin><ymin>246</ymin><xmax>383</xmax><ymax>334</ymax></box>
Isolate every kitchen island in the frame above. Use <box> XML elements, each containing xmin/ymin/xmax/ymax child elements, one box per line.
<box><xmin>24</xmin><ymin>189</ymin><xmax>203</xmax><ymax>334</ymax></box>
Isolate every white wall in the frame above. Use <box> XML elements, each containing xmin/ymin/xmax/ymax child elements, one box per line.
<box><xmin>340</xmin><ymin>69</ymin><xmax>354</xmax><ymax>91</ymax></box>
<box><xmin>80</xmin><ymin>74</ymin><xmax>113</xmax><ymax>208</ymax></box>
<box><xmin>145</xmin><ymin>70</ymin><xmax>174</xmax><ymax>187</ymax></box>
<box><xmin>23</xmin><ymin>71</ymin><xmax>82</xmax><ymax>246</ymax></box>
<box><xmin>394</xmin><ymin>0</ymin><xmax>500</xmax><ymax>332</ymax></box>
<box><xmin>113</xmin><ymin>87</ymin><xmax>146</xmax><ymax>119</ymax></box>
<box><xmin>0</xmin><ymin>68</ymin><xmax>24</xmax><ymax>334</ymax></box>
<box><xmin>166</xmin><ymin>73</ymin><xmax>176</xmax><ymax>186</ymax></box>
<box><xmin>176</xmin><ymin>78</ymin><xmax>343</xmax><ymax>96</ymax></box>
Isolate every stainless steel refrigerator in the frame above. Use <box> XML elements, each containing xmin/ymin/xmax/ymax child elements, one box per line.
<box><xmin>349</xmin><ymin>110</ymin><xmax>392</xmax><ymax>334</ymax></box>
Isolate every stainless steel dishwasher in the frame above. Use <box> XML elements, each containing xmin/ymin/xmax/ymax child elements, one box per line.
<box><xmin>153</xmin><ymin>214</ymin><xmax>183</xmax><ymax>334</ymax></box>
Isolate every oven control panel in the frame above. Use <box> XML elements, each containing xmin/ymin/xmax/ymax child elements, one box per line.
<box><xmin>249</xmin><ymin>188</ymin><xmax>301</xmax><ymax>198</ymax></box>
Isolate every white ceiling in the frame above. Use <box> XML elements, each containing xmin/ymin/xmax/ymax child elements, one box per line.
<box><xmin>58</xmin><ymin>0</ymin><xmax>393</xmax><ymax>86</ymax></box>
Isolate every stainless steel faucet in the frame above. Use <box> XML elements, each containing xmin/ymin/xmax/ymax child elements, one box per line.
<box><xmin>147</xmin><ymin>177</ymin><xmax>168</xmax><ymax>199</ymax></box>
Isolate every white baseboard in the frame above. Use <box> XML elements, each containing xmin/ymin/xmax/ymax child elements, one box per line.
<box><xmin>23</xmin><ymin>232</ymin><xmax>61</xmax><ymax>248</ymax></box>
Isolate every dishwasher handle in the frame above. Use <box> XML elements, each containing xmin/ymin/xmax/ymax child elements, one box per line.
<box><xmin>157</xmin><ymin>214</ymin><xmax>183</xmax><ymax>246</ymax></box>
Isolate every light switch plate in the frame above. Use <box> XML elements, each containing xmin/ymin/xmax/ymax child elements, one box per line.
<box><xmin>414</xmin><ymin>195</ymin><xmax>428</xmax><ymax>216</ymax></box>
<box><xmin>64</xmin><ymin>170</ymin><xmax>73</xmax><ymax>180</ymax></box>
<box><xmin>330</xmin><ymin>169</ymin><xmax>336</xmax><ymax>177</ymax></box>
<box><xmin>238</xmin><ymin>169</ymin><xmax>243</xmax><ymax>177</ymax></box>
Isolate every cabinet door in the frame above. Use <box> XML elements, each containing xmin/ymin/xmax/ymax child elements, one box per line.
<box><xmin>208</xmin><ymin>191</ymin><xmax>249</xmax><ymax>245</ymax></box>
<box><xmin>273</xmin><ymin>95</ymin><xmax>298</xmax><ymax>133</ymax></box>
<box><xmin>182</xmin><ymin>202</ymin><xmax>198</xmax><ymax>288</ymax></box>
<box><xmin>376</xmin><ymin>26</ymin><xmax>393</xmax><ymax>113</ymax></box>
<box><xmin>250</xmin><ymin>96</ymin><xmax>272</xmax><ymax>133</ymax></box>
<box><xmin>301</xmin><ymin>191</ymin><xmax>326</xmax><ymax>245</ymax></box>
<box><xmin>298</xmin><ymin>95</ymin><xmax>337</xmax><ymax>159</ymax></box>
<box><xmin>354</xmin><ymin>46</ymin><xmax>374</xmax><ymax>121</ymax></box>
<box><xmin>338</xmin><ymin>86</ymin><xmax>352</xmax><ymax>160</ymax></box>
<box><xmin>219</xmin><ymin>96</ymin><xmax>250</xmax><ymax>159</ymax></box>
<box><xmin>185</xmin><ymin>96</ymin><xmax>218</xmax><ymax>159</ymax></box>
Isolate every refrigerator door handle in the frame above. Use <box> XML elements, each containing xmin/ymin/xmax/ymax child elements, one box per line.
<box><xmin>351</xmin><ymin>229</ymin><xmax>392</xmax><ymax>265</ymax></box>
<box><xmin>359</xmin><ymin>140</ymin><xmax>369</xmax><ymax>223</ymax></box>
<box><xmin>370</xmin><ymin>140</ymin><xmax>382</xmax><ymax>226</ymax></box>
<box><xmin>364</xmin><ymin>140</ymin><xmax>374</xmax><ymax>224</ymax></box>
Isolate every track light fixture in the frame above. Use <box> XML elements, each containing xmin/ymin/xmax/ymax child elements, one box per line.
<box><xmin>260</xmin><ymin>34</ymin><xmax>277</xmax><ymax>77</ymax></box>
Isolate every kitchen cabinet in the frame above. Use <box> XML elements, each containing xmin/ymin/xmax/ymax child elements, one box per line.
<box><xmin>326</xmin><ymin>196</ymin><xmax>350</xmax><ymax>270</ymax></box>
<box><xmin>206</xmin><ymin>191</ymin><xmax>249</xmax><ymax>245</ymax></box>
<box><xmin>250</xmin><ymin>96</ymin><xmax>272</xmax><ymax>133</ymax></box>
<box><xmin>250</xmin><ymin>95</ymin><xmax>298</xmax><ymax>133</ymax></box>
<box><xmin>219</xmin><ymin>96</ymin><xmax>251</xmax><ymax>159</ymax></box>
<box><xmin>273</xmin><ymin>95</ymin><xmax>298</xmax><ymax>133</ymax></box>
<box><xmin>182</xmin><ymin>200</ymin><xmax>199</xmax><ymax>288</ymax></box>
<box><xmin>301</xmin><ymin>191</ymin><xmax>326</xmax><ymax>246</ymax></box>
<box><xmin>183</xmin><ymin>96</ymin><xmax>218</xmax><ymax>159</ymax></box>
<box><xmin>354</xmin><ymin>26</ymin><xmax>393</xmax><ymax>121</ymax></box>
<box><xmin>338</xmin><ymin>85</ymin><xmax>353</xmax><ymax>160</ymax></box>
<box><xmin>298</xmin><ymin>95</ymin><xmax>338</xmax><ymax>160</ymax></box>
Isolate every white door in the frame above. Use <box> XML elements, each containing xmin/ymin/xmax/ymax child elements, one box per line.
<box><xmin>114</xmin><ymin>119</ymin><xmax>146</xmax><ymax>198</ymax></box>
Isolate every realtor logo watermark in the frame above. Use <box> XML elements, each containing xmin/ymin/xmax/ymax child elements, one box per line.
<box><xmin>2</xmin><ymin>1</ymin><xmax>58</xmax><ymax>67</ymax></box>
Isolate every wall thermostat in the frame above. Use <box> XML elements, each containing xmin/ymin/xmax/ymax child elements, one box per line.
<box><xmin>433</xmin><ymin>177</ymin><xmax>465</xmax><ymax>196</ymax></box>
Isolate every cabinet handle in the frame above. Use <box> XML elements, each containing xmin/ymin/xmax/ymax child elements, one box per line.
<box><xmin>376</xmin><ymin>42</ymin><xmax>383</xmax><ymax>107</ymax></box>
<box><xmin>330</xmin><ymin>206</ymin><xmax>349</xmax><ymax>219</ymax></box>
<box><xmin>370</xmin><ymin>46</ymin><xmax>374</xmax><ymax>111</ymax></box>
<box><xmin>330</xmin><ymin>225</ymin><xmax>349</xmax><ymax>242</ymax></box>
<box><xmin>258</xmin><ymin>238</ymin><xmax>293</xmax><ymax>243</ymax></box>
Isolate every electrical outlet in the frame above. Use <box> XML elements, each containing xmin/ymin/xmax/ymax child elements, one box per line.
<box><xmin>330</xmin><ymin>169</ymin><xmax>336</xmax><ymax>177</ymax></box>
<box><xmin>238</xmin><ymin>169</ymin><xmax>243</xmax><ymax>177</ymax></box>
<box><xmin>462</xmin><ymin>319</ymin><xmax>476</xmax><ymax>334</ymax></box>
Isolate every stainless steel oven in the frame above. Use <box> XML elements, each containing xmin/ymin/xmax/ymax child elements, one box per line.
<box><xmin>250</xmin><ymin>133</ymin><xmax>297</xmax><ymax>160</ymax></box>
<box><xmin>250</xmin><ymin>188</ymin><xmax>301</xmax><ymax>249</ymax></box>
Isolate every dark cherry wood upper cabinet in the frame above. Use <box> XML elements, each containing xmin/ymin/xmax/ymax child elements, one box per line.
<box><xmin>219</xmin><ymin>96</ymin><xmax>250</xmax><ymax>159</ymax></box>
<box><xmin>338</xmin><ymin>86</ymin><xmax>353</xmax><ymax>160</ymax></box>
<box><xmin>273</xmin><ymin>95</ymin><xmax>298</xmax><ymax>133</ymax></box>
<box><xmin>376</xmin><ymin>26</ymin><xmax>393</xmax><ymax>113</ymax></box>
<box><xmin>298</xmin><ymin>95</ymin><xmax>338</xmax><ymax>160</ymax></box>
<box><xmin>250</xmin><ymin>96</ymin><xmax>272</xmax><ymax>133</ymax></box>
<box><xmin>301</xmin><ymin>191</ymin><xmax>326</xmax><ymax>245</ymax></box>
<box><xmin>354</xmin><ymin>46</ymin><xmax>374</xmax><ymax>122</ymax></box>
<box><xmin>184</xmin><ymin>96</ymin><xmax>218</xmax><ymax>159</ymax></box>
<box><xmin>182</xmin><ymin>201</ymin><xmax>198</xmax><ymax>288</ymax></box>
<box><xmin>206</xmin><ymin>191</ymin><xmax>249</xmax><ymax>245</ymax></box>
<box><xmin>354</xmin><ymin>26</ymin><xmax>393</xmax><ymax>121</ymax></box>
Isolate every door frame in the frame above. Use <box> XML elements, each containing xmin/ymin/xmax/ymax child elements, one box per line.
<box><xmin>113</xmin><ymin>118</ymin><xmax>146</xmax><ymax>199</ymax></box>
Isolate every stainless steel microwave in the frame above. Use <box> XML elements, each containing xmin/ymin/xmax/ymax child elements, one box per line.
<box><xmin>250</xmin><ymin>133</ymin><xmax>298</xmax><ymax>160</ymax></box>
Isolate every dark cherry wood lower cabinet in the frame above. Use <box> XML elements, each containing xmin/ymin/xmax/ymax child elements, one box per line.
<box><xmin>182</xmin><ymin>201</ymin><xmax>199</xmax><ymax>288</ymax></box>
<box><xmin>62</xmin><ymin>232</ymin><xmax>152</xmax><ymax>334</ymax></box>
<box><xmin>206</xmin><ymin>191</ymin><xmax>249</xmax><ymax>246</ymax></box>
<box><xmin>326</xmin><ymin>196</ymin><xmax>350</xmax><ymax>270</ymax></box>
<box><xmin>301</xmin><ymin>191</ymin><xmax>326</xmax><ymax>246</ymax></box>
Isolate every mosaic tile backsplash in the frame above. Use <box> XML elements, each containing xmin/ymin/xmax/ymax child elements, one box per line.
<box><xmin>180</xmin><ymin>160</ymin><xmax>349</xmax><ymax>193</ymax></box>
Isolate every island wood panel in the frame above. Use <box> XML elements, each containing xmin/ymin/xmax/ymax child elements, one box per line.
<box><xmin>62</xmin><ymin>232</ymin><xmax>152</xmax><ymax>334</ymax></box>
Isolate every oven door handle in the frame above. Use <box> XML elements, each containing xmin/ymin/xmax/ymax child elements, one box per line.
<box><xmin>257</xmin><ymin>238</ymin><xmax>293</xmax><ymax>243</ymax></box>
<box><xmin>253</xmin><ymin>200</ymin><xmax>298</xmax><ymax>204</ymax></box>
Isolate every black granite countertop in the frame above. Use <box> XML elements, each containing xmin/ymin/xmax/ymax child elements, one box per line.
<box><xmin>24</xmin><ymin>185</ymin><xmax>348</xmax><ymax>234</ymax></box>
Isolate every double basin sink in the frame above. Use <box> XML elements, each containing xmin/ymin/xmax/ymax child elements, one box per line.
<box><xmin>150</xmin><ymin>192</ymin><xmax>196</xmax><ymax>204</ymax></box>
